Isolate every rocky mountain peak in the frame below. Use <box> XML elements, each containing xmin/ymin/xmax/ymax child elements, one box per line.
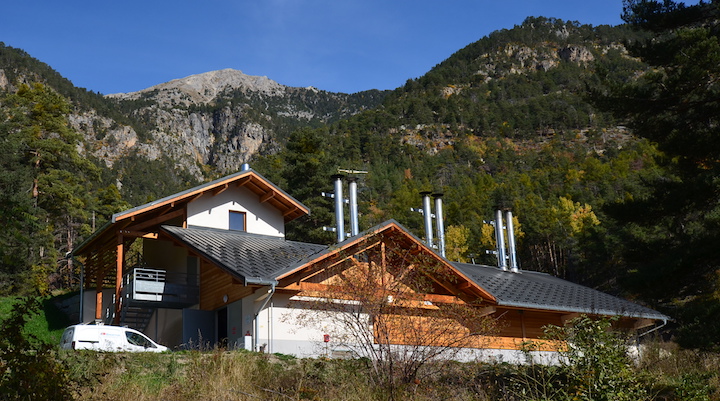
<box><xmin>107</xmin><ymin>68</ymin><xmax>286</xmax><ymax>106</ymax></box>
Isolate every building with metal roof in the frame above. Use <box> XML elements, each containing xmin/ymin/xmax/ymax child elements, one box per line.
<box><xmin>71</xmin><ymin>168</ymin><xmax>668</xmax><ymax>359</ymax></box>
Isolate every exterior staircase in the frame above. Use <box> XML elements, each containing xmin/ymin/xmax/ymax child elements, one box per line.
<box><xmin>119</xmin><ymin>303</ymin><xmax>155</xmax><ymax>332</ymax></box>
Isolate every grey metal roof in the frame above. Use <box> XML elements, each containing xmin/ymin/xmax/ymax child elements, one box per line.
<box><xmin>453</xmin><ymin>262</ymin><xmax>669</xmax><ymax>321</ymax></box>
<box><xmin>160</xmin><ymin>222</ymin><xmax>668</xmax><ymax>322</ymax></box>
<box><xmin>161</xmin><ymin>225</ymin><xmax>327</xmax><ymax>283</ymax></box>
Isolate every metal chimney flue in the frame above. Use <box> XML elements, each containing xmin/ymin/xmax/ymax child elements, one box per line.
<box><xmin>421</xmin><ymin>192</ymin><xmax>434</xmax><ymax>247</ymax></box>
<box><xmin>332</xmin><ymin>174</ymin><xmax>345</xmax><ymax>243</ymax></box>
<box><xmin>495</xmin><ymin>209</ymin><xmax>507</xmax><ymax>271</ymax></box>
<box><xmin>433</xmin><ymin>193</ymin><xmax>446</xmax><ymax>257</ymax></box>
<box><xmin>347</xmin><ymin>177</ymin><xmax>359</xmax><ymax>237</ymax></box>
<box><xmin>505</xmin><ymin>210</ymin><xmax>519</xmax><ymax>272</ymax></box>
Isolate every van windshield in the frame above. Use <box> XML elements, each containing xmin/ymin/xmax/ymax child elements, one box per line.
<box><xmin>125</xmin><ymin>331</ymin><xmax>155</xmax><ymax>348</ymax></box>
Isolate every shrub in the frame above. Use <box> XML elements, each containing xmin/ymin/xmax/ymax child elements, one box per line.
<box><xmin>0</xmin><ymin>296</ymin><xmax>72</xmax><ymax>400</ymax></box>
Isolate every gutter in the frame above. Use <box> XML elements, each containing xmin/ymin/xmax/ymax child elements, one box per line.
<box><xmin>247</xmin><ymin>278</ymin><xmax>278</xmax><ymax>352</ymax></box>
<box><xmin>638</xmin><ymin>318</ymin><xmax>669</xmax><ymax>338</ymax></box>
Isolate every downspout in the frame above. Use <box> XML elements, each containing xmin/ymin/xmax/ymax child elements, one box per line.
<box><xmin>248</xmin><ymin>279</ymin><xmax>278</xmax><ymax>352</ymax></box>
<box><xmin>638</xmin><ymin>318</ymin><xmax>668</xmax><ymax>338</ymax></box>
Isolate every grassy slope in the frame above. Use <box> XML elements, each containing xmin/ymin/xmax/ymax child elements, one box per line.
<box><xmin>0</xmin><ymin>295</ymin><xmax>72</xmax><ymax>344</ymax></box>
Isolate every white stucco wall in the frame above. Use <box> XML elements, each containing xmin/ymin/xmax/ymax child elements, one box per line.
<box><xmin>186</xmin><ymin>186</ymin><xmax>285</xmax><ymax>237</ymax></box>
<box><xmin>257</xmin><ymin>293</ymin><xmax>357</xmax><ymax>358</ymax></box>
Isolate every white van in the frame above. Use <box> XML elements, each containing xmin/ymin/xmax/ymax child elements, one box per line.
<box><xmin>60</xmin><ymin>324</ymin><xmax>168</xmax><ymax>352</ymax></box>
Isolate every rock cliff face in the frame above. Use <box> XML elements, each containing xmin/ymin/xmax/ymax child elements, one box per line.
<box><xmin>71</xmin><ymin>69</ymin><xmax>384</xmax><ymax>180</ymax></box>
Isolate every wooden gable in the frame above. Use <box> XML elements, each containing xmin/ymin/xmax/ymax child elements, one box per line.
<box><xmin>276</xmin><ymin>222</ymin><xmax>505</xmax><ymax>350</ymax></box>
<box><xmin>73</xmin><ymin>170</ymin><xmax>309</xmax><ymax>287</ymax></box>
<box><xmin>276</xmin><ymin>221</ymin><xmax>496</xmax><ymax>305</ymax></box>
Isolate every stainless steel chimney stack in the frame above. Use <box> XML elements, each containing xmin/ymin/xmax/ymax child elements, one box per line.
<box><xmin>433</xmin><ymin>193</ymin><xmax>446</xmax><ymax>257</ymax></box>
<box><xmin>347</xmin><ymin>177</ymin><xmax>359</xmax><ymax>237</ymax></box>
<box><xmin>495</xmin><ymin>209</ymin><xmax>507</xmax><ymax>271</ymax></box>
<box><xmin>332</xmin><ymin>174</ymin><xmax>345</xmax><ymax>243</ymax></box>
<box><xmin>505</xmin><ymin>209</ymin><xmax>519</xmax><ymax>272</ymax></box>
<box><xmin>421</xmin><ymin>191</ymin><xmax>434</xmax><ymax>248</ymax></box>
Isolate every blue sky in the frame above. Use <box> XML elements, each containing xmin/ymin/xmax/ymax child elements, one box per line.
<box><xmin>0</xmin><ymin>1</ymin><xmax>697</xmax><ymax>95</ymax></box>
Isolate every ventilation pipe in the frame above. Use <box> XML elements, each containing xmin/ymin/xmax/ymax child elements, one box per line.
<box><xmin>495</xmin><ymin>209</ymin><xmax>508</xmax><ymax>271</ymax></box>
<box><xmin>322</xmin><ymin>174</ymin><xmax>346</xmax><ymax>243</ymax></box>
<box><xmin>505</xmin><ymin>209</ymin><xmax>519</xmax><ymax>272</ymax></box>
<box><xmin>421</xmin><ymin>191</ymin><xmax>434</xmax><ymax>248</ymax></box>
<box><xmin>347</xmin><ymin>177</ymin><xmax>359</xmax><ymax>237</ymax></box>
<box><xmin>241</xmin><ymin>163</ymin><xmax>250</xmax><ymax>171</ymax></box>
<box><xmin>433</xmin><ymin>193</ymin><xmax>446</xmax><ymax>257</ymax></box>
<box><xmin>332</xmin><ymin>174</ymin><xmax>345</xmax><ymax>242</ymax></box>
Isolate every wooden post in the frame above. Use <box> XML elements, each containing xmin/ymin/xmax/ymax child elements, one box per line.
<box><xmin>95</xmin><ymin>279</ymin><xmax>103</xmax><ymax>321</ymax></box>
<box><xmin>113</xmin><ymin>234</ymin><xmax>124</xmax><ymax>325</ymax></box>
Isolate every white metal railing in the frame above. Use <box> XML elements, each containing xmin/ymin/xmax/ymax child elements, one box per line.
<box><xmin>122</xmin><ymin>267</ymin><xmax>199</xmax><ymax>305</ymax></box>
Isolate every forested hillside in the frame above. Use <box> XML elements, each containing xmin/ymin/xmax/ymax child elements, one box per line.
<box><xmin>2</xmin><ymin>2</ymin><xmax>720</xmax><ymax>350</ymax></box>
<box><xmin>252</xmin><ymin>17</ymin><xmax>655</xmax><ymax>286</ymax></box>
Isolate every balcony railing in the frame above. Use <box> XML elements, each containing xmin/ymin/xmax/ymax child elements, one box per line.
<box><xmin>122</xmin><ymin>267</ymin><xmax>199</xmax><ymax>308</ymax></box>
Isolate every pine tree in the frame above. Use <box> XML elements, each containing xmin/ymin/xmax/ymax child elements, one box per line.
<box><xmin>0</xmin><ymin>83</ymin><xmax>98</xmax><ymax>294</ymax></box>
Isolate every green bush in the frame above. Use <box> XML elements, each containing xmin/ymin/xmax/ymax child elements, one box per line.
<box><xmin>0</xmin><ymin>296</ymin><xmax>72</xmax><ymax>400</ymax></box>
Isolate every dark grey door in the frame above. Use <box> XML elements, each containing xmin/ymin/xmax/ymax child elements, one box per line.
<box><xmin>182</xmin><ymin>309</ymin><xmax>215</xmax><ymax>349</ymax></box>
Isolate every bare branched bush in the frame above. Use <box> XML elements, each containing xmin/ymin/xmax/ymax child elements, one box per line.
<box><xmin>288</xmin><ymin>233</ymin><xmax>498</xmax><ymax>397</ymax></box>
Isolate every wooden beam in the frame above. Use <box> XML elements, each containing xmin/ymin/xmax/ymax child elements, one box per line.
<box><xmin>213</xmin><ymin>183</ymin><xmax>229</xmax><ymax>196</ymax></box>
<box><xmin>235</xmin><ymin>176</ymin><xmax>251</xmax><ymax>187</ymax></box>
<box><xmin>260</xmin><ymin>190</ymin><xmax>275</xmax><ymax>203</ymax></box>
<box><xmin>423</xmin><ymin>293</ymin><xmax>467</xmax><ymax>305</ymax></box>
<box><xmin>476</xmin><ymin>306</ymin><xmax>497</xmax><ymax>317</ymax></box>
<box><xmin>156</xmin><ymin>204</ymin><xmax>174</xmax><ymax>217</ymax></box>
<box><xmin>116</xmin><ymin>230</ymin><xmax>158</xmax><ymax>239</ymax></box>
<box><xmin>124</xmin><ymin>208</ymin><xmax>185</xmax><ymax>232</ymax></box>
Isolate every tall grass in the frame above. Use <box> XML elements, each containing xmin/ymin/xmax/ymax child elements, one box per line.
<box><xmin>66</xmin><ymin>350</ymin><xmax>384</xmax><ymax>400</ymax></box>
<box><xmin>60</xmin><ymin>344</ymin><xmax>720</xmax><ymax>400</ymax></box>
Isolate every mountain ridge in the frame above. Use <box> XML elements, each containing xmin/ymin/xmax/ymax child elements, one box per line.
<box><xmin>107</xmin><ymin>68</ymin><xmax>289</xmax><ymax>106</ymax></box>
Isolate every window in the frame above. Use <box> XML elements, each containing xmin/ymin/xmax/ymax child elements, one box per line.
<box><xmin>125</xmin><ymin>331</ymin><xmax>154</xmax><ymax>348</ymax></box>
<box><xmin>229</xmin><ymin>211</ymin><xmax>246</xmax><ymax>231</ymax></box>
